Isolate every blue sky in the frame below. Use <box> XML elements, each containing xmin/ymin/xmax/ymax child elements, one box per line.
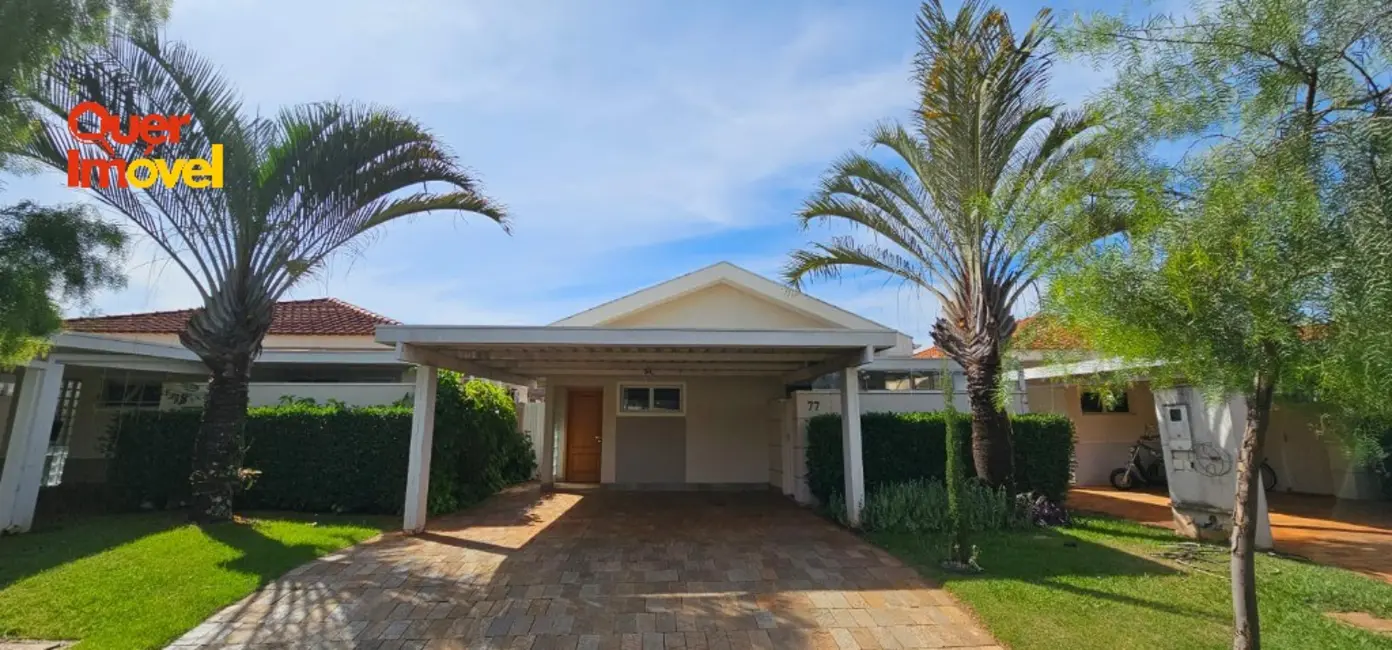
<box><xmin>4</xmin><ymin>0</ymin><xmax>1141</xmax><ymax>348</ymax></box>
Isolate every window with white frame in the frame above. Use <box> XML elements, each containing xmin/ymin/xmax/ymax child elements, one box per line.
<box><xmin>619</xmin><ymin>384</ymin><xmax>683</xmax><ymax>415</ymax></box>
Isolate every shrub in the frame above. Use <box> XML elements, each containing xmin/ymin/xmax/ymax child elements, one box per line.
<box><xmin>107</xmin><ymin>374</ymin><xmax>530</xmax><ymax>515</ymax></box>
<box><xmin>855</xmin><ymin>479</ymin><xmax>1027</xmax><ymax>533</ymax></box>
<box><xmin>806</xmin><ymin>411</ymin><xmax>1075</xmax><ymax>504</ymax></box>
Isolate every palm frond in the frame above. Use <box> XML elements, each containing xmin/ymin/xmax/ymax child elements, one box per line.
<box><xmin>791</xmin><ymin>0</ymin><xmax>1109</xmax><ymax>365</ymax></box>
<box><xmin>16</xmin><ymin>32</ymin><xmax>506</xmax><ymax>366</ymax></box>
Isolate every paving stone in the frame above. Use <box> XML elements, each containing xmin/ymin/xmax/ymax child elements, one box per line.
<box><xmin>168</xmin><ymin>487</ymin><xmax>994</xmax><ymax>649</ymax></box>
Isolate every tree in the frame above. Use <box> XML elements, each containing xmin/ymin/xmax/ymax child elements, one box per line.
<box><xmin>1</xmin><ymin>0</ymin><xmax>169</xmax><ymax>163</ymax></box>
<box><xmin>1051</xmin><ymin>2</ymin><xmax>1392</xmax><ymax>647</ymax></box>
<box><xmin>784</xmin><ymin>0</ymin><xmax>1107</xmax><ymax>487</ymax></box>
<box><xmin>16</xmin><ymin>34</ymin><xmax>508</xmax><ymax>522</ymax></box>
<box><xmin>0</xmin><ymin>1</ymin><xmax>158</xmax><ymax>366</ymax></box>
<box><xmin>0</xmin><ymin>201</ymin><xmax>126</xmax><ymax>366</ymax></box>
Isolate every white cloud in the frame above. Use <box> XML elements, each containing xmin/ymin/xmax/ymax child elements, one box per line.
<box><xmin>6</xmin><ymin>0</ymin><xmax>1120</xmax><ymax>349</ymax></box>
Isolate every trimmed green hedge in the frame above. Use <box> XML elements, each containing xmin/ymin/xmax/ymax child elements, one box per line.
<box><xmin>807</xmin><ymin>412</ymin><xmax>1075</xmax><ymax>503</ymax></box>
<box><xmin>106</xmin><ymin>373</ymin><xmax>535</xmax><ymax>515</ymax></box>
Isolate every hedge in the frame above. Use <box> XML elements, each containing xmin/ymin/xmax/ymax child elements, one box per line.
<box><xmin>807</xmin><ymin>412</ymin><xmax>1075</xmax><ymax>503</ymax></box>
<box><xmin>106</xmin><ymin>373</ymin><xmax>536</xmax><ymax>515</ymax></box>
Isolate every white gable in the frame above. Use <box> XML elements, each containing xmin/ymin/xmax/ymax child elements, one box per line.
<box><xmin>604</xmin><ymin>282</ymin><xmax>838</xmax><ymax>329</ymax></box>
<box><xmin>551</xmin><ymin>262</ymin><xmax>895</xmax><ymax>333</ymax></box>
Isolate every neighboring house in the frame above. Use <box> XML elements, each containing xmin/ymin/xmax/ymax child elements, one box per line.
<box><xmin>911</xmin><ymin>315</ymin><xmax>1089</xmax><ymax>368</ymax></box>
<box><xmin>1002</xmin><ymin>322</ymin><xmax>1372</xmax><ymax>499</ymax></box>
<box><xmin>0</xmin><ymin>299</ymin><xmax>415</xmax><ymax>514</ymax></box>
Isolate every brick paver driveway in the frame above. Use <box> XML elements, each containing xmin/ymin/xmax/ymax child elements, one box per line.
<box><xmin>170</xmin><ymin>486</ymin><xmax>999</xmax><ymax>649</ymax></box>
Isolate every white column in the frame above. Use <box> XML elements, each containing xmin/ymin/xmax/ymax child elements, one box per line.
<box><xmin>539</xmin><ymin>387</ymin><xmax>557</xmax><ymax>488</ymax></box>
<box><xmin>0</xmin><ymin>362</ymin><xmax>65</xmax><ymax>533</ymax></box>
<box><xmin>403</xmin><ymin>364</ymin><xmax>437</xmax><ymax>534</ymax></box>
<box><xmin>840</xmin><ymin>367</ymin><xmax>865</xmax><ymax>527</ymax></box>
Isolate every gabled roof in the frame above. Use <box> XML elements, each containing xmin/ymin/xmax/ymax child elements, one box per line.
<box><xmin>912</xmin><ymin>316</ymin><xmax>1087</xmax><ymax>358</ymax></box>
<box><xmin>550</xmin><ymin>261</ymin><xmax>895</xmax><ymax>331</ymax></box>
<box><xmin>63</xmin><ymin>298</ymin><xmax>398</xmax><ymax>336</ymax></box>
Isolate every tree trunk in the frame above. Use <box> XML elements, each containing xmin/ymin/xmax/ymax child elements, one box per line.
<box><xmin>1231</xmin><ymin>365</ymin><xmax>1277</xmax><ymax>650</ymax></box>
<box><xmin>189</xmin><ymin>349</ymin><xmax>253</xmax><ymax>523</ymax></box>
<box><xmin>962</xmin><ymin>351</ymin><xmax>1014</xmax><ymax>487</ymax></box>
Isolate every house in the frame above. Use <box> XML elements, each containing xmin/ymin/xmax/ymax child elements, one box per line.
<box><xmin>911</xmin><ymin>315</ymin><xmax>1088</xmax><ymax>368</ymax></box>
<box><xmin>2</xmin><ymin>262</ymin><xmax>1015</xmax><ymax>533</ymax></box>
<box><xmin>374</xmin><ymin>261</ymin><xmax>1013</xmax><ymax>532</ymax></box>
<box><xmin>0</xmin><ymin>299</ymin><xmax>420</xmax><ymax>531</ymax></box>
<box><xmin>998</xmin><ymin>323</ymin><xmax>1375</xmax><ymax>499</ymax></box>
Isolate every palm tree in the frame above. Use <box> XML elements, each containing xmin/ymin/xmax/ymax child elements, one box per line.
<box><xmin>19</xmin><ymin>34</ymin><xmax>507</xmax><ymax>521</ymax></box>
<box><xmin>785</xmin><ymin>0</ymin><xmax>1104</xmax><ymax>485</ymax></box>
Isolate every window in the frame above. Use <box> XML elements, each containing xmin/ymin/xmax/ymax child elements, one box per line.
<box><xmin>1081</xmin><ymin>390</ymin><xmax>1129</xmax><ymax>413</ymax></box>
<box><xmin>911</xmin><ymin>371</ymin><xmax>943</xmax><ymax>391</ymax></box>
<box><xmin>100</xmin><ymin>379</ymin><xmax>163</xmax><ymax>408</ymax></box>
<box><xmin>619</xmin><ymin>384</ymin><xmax>683</xmax><ymax>415</ymax></box>
<box><xmin>860</xmin><ymin>370</ymin><xmax>947</xmax><ymax>392</ymax></box>
<box><xmin>860</xmin><ymin>370</ymin><xmax>911</xmax><ymax>391</ymax></box>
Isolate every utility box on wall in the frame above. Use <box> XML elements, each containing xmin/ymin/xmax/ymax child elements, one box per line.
<box><xmin>1151</xmin><ymin>386</ymin><xmax>1273</xmax><ymax>549</ymax></box>
<box><xmin>1160</xmin><ymin>403</ymin><xmax>1194</xmax><ymax>451</ymax></box>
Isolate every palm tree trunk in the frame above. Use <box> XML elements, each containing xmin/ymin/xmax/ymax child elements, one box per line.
<box><xmin>189</xmin><ymin>348</ymin><xmax>252</xmax><ymax>523</ymax></box>
<box><xmin>962</xmin><ymin>350</ymin><xmax>1014</xmax><ymax>487</ymax></box>
<box><xmin>1231</xmin><ymin>363</ymin><xmax>1277</xmax><ymax>650</ymax></box>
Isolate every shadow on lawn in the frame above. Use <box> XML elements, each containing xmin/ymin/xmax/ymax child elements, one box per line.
<box><xmin>873</xmin><ymin>522</ymin><xmax>1228</xmax><ymax>624</ymax></box>
<box><xmin>0</xmin><ymin>510</ymin><xmax>186</xmax><ymax>592</ymax></box>
<box><xmin>200</xmin><ymin>517</ymin><xmax>369</xmax><ymax>586</ymax></box>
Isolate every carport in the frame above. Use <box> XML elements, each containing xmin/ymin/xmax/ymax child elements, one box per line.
<box><xmin>374</xmin><ymin>325</ymin><xmax>901</xmax><ymax>533</ymax></box>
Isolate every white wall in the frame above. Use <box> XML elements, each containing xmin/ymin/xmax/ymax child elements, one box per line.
<box><xmin>546</xmin><ymin>374</ymin><xmax>782</xmax><ymax>485</ymax></box>
<box><xmin>1028</xmin><ymin>381</ymin><xmax>1159</xmax><ymax>486</ymax></box>
<box><xmin>684</xmin><ymin>377</ymin><xmax>780</xmax><ymax>483</ymax></box>
<box><xmin>1152</xmin><ymin>386</ymin><xmax>1273</xmax><ymax>547</ymax></box>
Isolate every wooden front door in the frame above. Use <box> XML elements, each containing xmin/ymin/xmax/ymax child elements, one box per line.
<box><xmin>565</xmin><ymin>388</ymin><xmax>603</xmax><ymax>483</ymax></box>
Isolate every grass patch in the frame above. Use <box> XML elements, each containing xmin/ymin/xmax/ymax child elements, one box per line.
<box><xmin>0</xmin><ymin>511</ymin><xmax>389</xmax><ymax>649</ymax></box>
<box><xmin>871</xmin><ymin>516</ymin><xmax>1392</xmax><ymax>650</ymax></box>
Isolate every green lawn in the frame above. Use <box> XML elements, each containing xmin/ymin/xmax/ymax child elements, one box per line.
<box><xmin>871</xmin><ymin>516</ymin><xmax>1392</xmax><ymax>650</ymax></box>
<box><xmin>0</xmin><ymin>511</ymin><xmax>389</xmax><ymax>650</ymax></box>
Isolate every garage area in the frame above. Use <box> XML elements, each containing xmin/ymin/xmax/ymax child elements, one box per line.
<box><xmin>170</xmin><ymin>486</ymin><xmax>998</xmax><ymax>648</ymax></box>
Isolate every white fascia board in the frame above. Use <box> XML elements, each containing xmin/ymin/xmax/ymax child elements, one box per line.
<box><xmin>51</xmin><ymin>332</ymin><xmax>200</xmax><ymax>361</ymax></box>
<box><xmin>258</xmin><ymin>349</ymin><xmax>404</xmax><ymax>365</ymax></box>
<box><xmin>42</xmin><ymin>353</ymin><xmax>207</xmax><ymax>375</ymax></box>
<box><xmin>1022</xmin><ymin>358</ymin><xmax>1164</xmax><ymax>380</ymax></box>
<box><xmin>548</xmin><ymin>261</ymin><xmax>897</xmax><ymax>332</ymax></box>
<box><xmin>376</xmin><ymin>325</ymin><xmax>901</xmax><ymax>350</ymax></box>
<box><xmin>396</xmin><ymin>343</ymin><xmax>537</xmax><ymax>387</ymax></box>
<box><xmin>862</xmin><ymin>357</ymin><xmax>965</xmax><ymax>372</ymax></box>
<box><xmin>53</xmin><ymin>333</ymin><xmax>403</xmax><ymax>368</ymax></box>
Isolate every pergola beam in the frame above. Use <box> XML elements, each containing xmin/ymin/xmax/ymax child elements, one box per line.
<box><xmin>458</xmin><ymin>350</ymin><xmax>834</xmax><ymax>363</ymax></box>
<box><xmin>782</xmin><ymin>346</ymin><xmax>875</xmax><ymax>384</ymax></box>
<box><xmin>396</xmin><ymin>343</ymin><xmax>536</xmax><ymax>387</ymax></box>
<box><xmin>377</xmin><ymin>325</ymin><xmax>901</xmax><ymax>350</ymax></box>
<box><xmin>519</xmin><ymin>368</ymin><xmax>787</xmax><ymax>377</ymax></box>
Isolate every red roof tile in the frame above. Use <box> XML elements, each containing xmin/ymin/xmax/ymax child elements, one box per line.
<box><xmin>63</xmin><ymin>298</ymin><xmax>398</xmax><ymax>336</ymax></box>
<box><xmin>911</xmin><ymin>316</ymin><xmax>1087</xmax><ymax>359</ymax></box>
